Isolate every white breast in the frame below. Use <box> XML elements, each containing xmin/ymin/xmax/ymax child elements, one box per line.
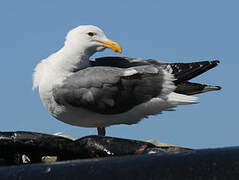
<box><xmin>33</xmin><ymin>56</ymin><xmax>69</xmax><ymax>118</ymax></box>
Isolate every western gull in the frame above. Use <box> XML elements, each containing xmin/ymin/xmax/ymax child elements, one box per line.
<box><xmin>33</xmin><ymin>25</ymin><xmax>221</xmax><ymax>136</ymax></box>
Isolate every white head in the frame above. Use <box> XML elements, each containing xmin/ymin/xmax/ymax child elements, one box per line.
<box><xmin>64</xmin><ymin>25</ymin><xmax>122</xmax><ymax>55</ymax></box>
<box><xmin>33</xmin><ymin>25</ymin><xmax>121</xmax><ymax>90</ymax></box>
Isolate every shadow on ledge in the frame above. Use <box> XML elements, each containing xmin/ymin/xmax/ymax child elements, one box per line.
<box><xmin>0</xmin><ymin>131</ymin><xmax>238</xmax><ymax>180</ymax></box>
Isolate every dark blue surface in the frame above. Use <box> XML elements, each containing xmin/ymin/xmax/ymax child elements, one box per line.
<box><xmin>1</xmin><ymin>146</ymin><xmax>239</xmax><ymax>180</ymax></box>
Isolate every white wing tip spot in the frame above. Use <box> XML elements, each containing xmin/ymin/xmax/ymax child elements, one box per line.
<box><xmin>165</xmin><ymin>65</ymin><xmax>173</xmax><ymax>74</ymax></box>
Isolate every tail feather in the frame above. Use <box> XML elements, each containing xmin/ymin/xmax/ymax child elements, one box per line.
<box><xmin>167</xmin><ymin>92</ymin><xmax>199</xmax><ymax>105</ymax></box>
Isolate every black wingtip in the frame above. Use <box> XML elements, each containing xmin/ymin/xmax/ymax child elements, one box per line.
<box><xmin>204</xmin><ymin>85</ymin><xmax>222</xmax><ymax>91</ymax></box>
<box><xmin>216</xmin><ymin>85</ymin><xmax>222</xmax><ymax>90</ymax></box>
<box><xmin>211</xmin><ymin>60</ymin><xmax>220</xmax><ymax>65</ymax></box>
<box><xmin>171</xmin><ymin>60</ymin><xmax>221</xmax><ymax>84</ymax></box>
<box><xmin>175</xmin><ymin>82</ymin><xmax>222</xmax><ymax>95</ymax></box>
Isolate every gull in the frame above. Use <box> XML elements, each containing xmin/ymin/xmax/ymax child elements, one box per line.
<box><xmin>33</xmin><ymin>25</ymin><xmax>221</xmax><ymax>136</ymax></box>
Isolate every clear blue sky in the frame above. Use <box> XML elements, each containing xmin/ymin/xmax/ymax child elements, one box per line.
<box><xmin>0</xmin><ymin>1</ymin><xmax>238</xmax><ymax>148</ymax></box>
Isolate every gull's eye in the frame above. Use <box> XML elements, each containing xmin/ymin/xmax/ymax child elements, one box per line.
<box><xmin>87</xmin><ymin>32</ymin><xmax>94</xmax><ymax>37</ymax></box>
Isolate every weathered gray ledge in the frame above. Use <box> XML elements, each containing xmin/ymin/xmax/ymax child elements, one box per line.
<box><xmin>0</xmin><ymin>131</ymin><xmax>189</xmax><ymax>165</ymax></box>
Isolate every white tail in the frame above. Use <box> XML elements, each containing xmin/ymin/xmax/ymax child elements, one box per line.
<box><xmin>167</xmin><ymin>92</ymin><xmax>199</xmax><ymax>105</ymax></box>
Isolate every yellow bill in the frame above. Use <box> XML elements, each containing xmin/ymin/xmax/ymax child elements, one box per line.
<box><xmin>97</xmin><ymin>39</ymin><xmax>122</xmax><ymax>53</ymax></box>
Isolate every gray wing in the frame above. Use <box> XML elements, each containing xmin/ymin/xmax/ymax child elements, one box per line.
<box><xmin>90</xmin><ymin>57</ymin><xmax>219</xmax><ymax>84</ymax></box>
<box><xmin>53</xmin><ymin>65</ymin><xmax>166</xmax><ymax>114</ymax></box>
<box><xmin>53</xmin><ymin>56</ymin><xmax>220</xmax><ymax>114</ymax></box>
<box><xmin>90</xmin><ymin>57</ymin><xmax>221</xmax><ymax>95</ymax></box>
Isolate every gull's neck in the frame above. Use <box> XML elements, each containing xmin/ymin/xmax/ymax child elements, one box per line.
<box><xmin>33</xmin><ymin>43</ymin><xmax>95</xmax><ymax>90</ymax></box>
<box><xmin>53</xmin><ymin>44</ymin><xmax>94</xmax><ymax>73</ymax></box>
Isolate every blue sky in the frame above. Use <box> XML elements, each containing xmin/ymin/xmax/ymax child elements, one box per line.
<box><xmin>0</xmin><ymin>1</ymin><xmax>238</xmax><ymax>148</ymax></box>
